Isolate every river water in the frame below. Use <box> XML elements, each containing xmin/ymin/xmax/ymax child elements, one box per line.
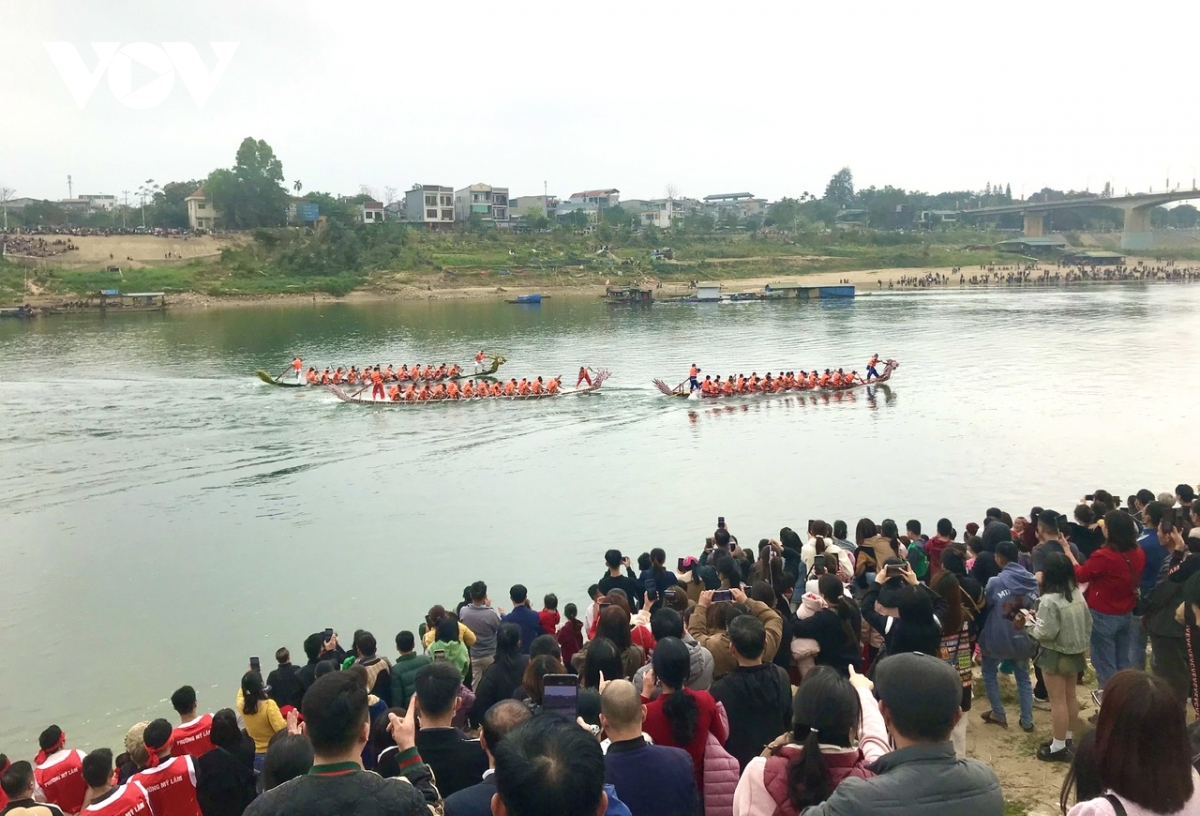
<box><xmin>1</xmin><ymin>284</ymin><xmax>1197</xmax><ymax>751</ymax></box>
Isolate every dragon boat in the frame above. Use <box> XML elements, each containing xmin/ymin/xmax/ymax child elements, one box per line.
<box><xmin>254</xmin><ymin>355</ymin><xmax>506</xmax><ymax>387</ymax></box>
<box><xmin>653</xmin><ymin>359</ymin><xmax>898</xmax><ymax>398</ymax></box>
<box><xmin>327</xmin><ymin>370</ymin><xmax>610</xmax><ymax>406</ymax></box>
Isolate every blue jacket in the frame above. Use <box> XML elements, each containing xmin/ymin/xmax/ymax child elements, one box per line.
<box><xmin>978</xmin><ymin>564</ymin><xmax>1039</xmax><ymax>660</ymax></box>
<box><xmin>501</xmin><ymin>605</ymin><xmax>543</xmax><ymax>654</ymax></box>
<box><xmin>604</xmin><ymin>737</ymin><xmax>697</xmax><ymax>816</ymax></box>
<box><xmin>1137</xmin><ymin>528</ymin><xmax>1168</xmax><ymax>601</ymax></box>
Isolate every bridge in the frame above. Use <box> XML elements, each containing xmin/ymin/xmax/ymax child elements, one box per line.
<box><xmin>958</xmin><ymin>190</ymin><xmax>1200</xmax><ymax>251</ymax></box>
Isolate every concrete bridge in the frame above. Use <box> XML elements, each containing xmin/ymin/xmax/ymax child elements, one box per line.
<box><xmin>959</xmin><ymin>190</ymin><xmax>1200</xmax><ymax>251</ymax></box>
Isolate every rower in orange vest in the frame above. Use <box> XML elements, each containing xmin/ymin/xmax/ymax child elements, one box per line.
<box><xmin>421</xmin><ymin>365</ymin><xmax>433</xmax><ymax>380</ymax></box>
<box><xmin>388</xmin><ymin>384</ymin><xmax>401</xmax><ymax>401</ymax></box>
<box><xmin>433</xmin><ymin>364</ymin><xmax>447</xmax><ymax>379</ymax></box>
<box><xmin>722</xmin><ymin>378</ymin><xmax>734</xmax><ymax>396</ymax></box>
<box><xmin>370</xmin><ymin>367</ymin><xmax>385</xmax><ymax>400</ymax></box>
<box><xmin>462</xmin><ymin>380</ymin><xmax>475</xmax><ymax>398</ymax></box>
<box><xmin>866</xmin><ymin>353</ymin><xmax>880</xmax><ymax>381</ymax></box>
<box><xmin>306</xmin><ymin>368</ymin><xmax>318</xmax><ymax>385</ymax></box>
<box><xmin>503</xmin><ymin>380</ymin><xmax>518</xmax><ymax>397</ymax></box>
<box><xmin>292</xmin><ymin>357</ymin><xmax>303</xmax><ymax>384</ymax></box>
<box><xmin>447</xmin><ymin>381</ymin><xmax>460</xmax><ymax>399</ymax></box>
<box><xmin>532</xmin><ymin>377</ymin><xmax>544</xmax><ymax>395</ymax></box>
<box><xmin>431</xmin><ymin>383</ymin><xmax>446</xmax><ymax>400</ymax></box>
<box><xmin>384</xmin><ymin>364</ymin><xmax>395</xmax><ymax>381</ymax></box>
<box><xmin>416</xmin><ymin>384</ymin><xmax>431</xmax><ymax>401</ymax></box>
<box><xmin>736</xmin><ymin>375</ymin><xmax>746</xmax><ymax>393</ymax></box>
<box><xmin>518</xmin><ymin>378</ymin><xmax>531</xmax><ymax>396</ymax></box>
<box><xmin>818</xmin><ymin>370</ymin><xmax>831</xmax><ymax>388</ymax></box>
<box><xmin>490</xmin><ymin>381</ymin><xmax>503</xmax><ymax>397</ymax></box>
<box><xmin>404</xmin><ymin>383</ymin><xmax>417</xmax><ymax>401</ymax></box>
<box><xmin>576</xmin><ymin>366</ymin><xmax>592</xmax><ymax>387</ymax></box>
<box><xmin>546</xmin><ymin>377</ymin><xmax>561</xmax><ymax>394</ymax></box>
<box><xmin>831</xmin><ymin>371</ymin><xmax>843</xmax><ymax>388</ymax></box>
<box><xmin>447</xmin><ymin>364</ymin><xmax>461</xmax><ymax>378</ymax></box>
<box><xmin>474</xmin><ymin>350</ymin><xmax>487</xmax><ymax>374</ymax></box>
<box><xmin>320</xmin><ymin>368</ymin><xmax>331</xmax><ymax>385</ymax></box>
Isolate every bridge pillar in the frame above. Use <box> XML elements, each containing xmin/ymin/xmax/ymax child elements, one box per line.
<box><xmin>1121</xmin><ymin>205</ymin><xmax>1155</xmax><ymax>251</ymax></box>
<box><xmin>1023</xmin><ymin>211</ymin><xmax>1045</xmax><ymax>237</ymax></box>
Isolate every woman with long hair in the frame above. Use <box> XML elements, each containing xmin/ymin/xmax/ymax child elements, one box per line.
<box><xmin>195</xmin><ymin>708</ymin><xmax>256</xmax><ymax>816</ymax></box>
<box><xmin>854</xmin><ymin>518</ymin><xmax>899</xmax><ymax>588</ymax></box>
<box><xmin>580</xmin><ymin>637</ymin><xmax>625</xmax><ymax>689</ymax></box>
<box><xmin>235</xmin><ymin>671</ymin><xmax>284</xmax><ymax>786</ymax></box>
<box><xmin>521</xmin><ymin>655</ymin><xmax>567</xmax><ymax>709</ymax></box>
<box><xmin>593</xmin><ymin>605</ymin><xmax>646</xmax><ymax>675</ymax></box>
<box><xmin>469</xmin><ymin>623</ymin><xmax>527</xmax><ymax>727</ymax></box>
<box><xmin>1059</xmin><ymin>729</ymin><xmax>1101</xmax><ymax>815</ymax></box>
<box><xmin>640</xmin><ymin>547</ymin><xmax>678</xmax><ymax>604</ymax></box>
<box><xmin>1017</xmin><ymin>551</ymin><xmax>1091</xmax><ymax>762</ymax></box>
<box><xmin>733</xmin><ymin>666</ymin><xmax>889</xmax><ymax>816</ymax></box>
<box><xmin>792</xmin><ymin>574</ymin><xmax>863</xmax><ymax>677</ymax></box>
<box><xmin>860</xmin><ymin>565</ymin><xmax>943</xmax><ymax>659</ymax></box>
<box><xmin>1063</xmin><ymin>510</ymin><xmax>1144</xmax><ymax>690</ymax></box>
<box><xmin>640</xmin><ymin>637</ymin><xmax>726</xmax><ymax>791</ymax></box>
<box><xmin>932</xmin><ymin>570</ymin><xmax>975</xmax><ymax>757</ymax></box>
<box><xmin>1066</xmin><ymin>671</ymin><xmax>1199</xmax><ymax>814</ymax></box>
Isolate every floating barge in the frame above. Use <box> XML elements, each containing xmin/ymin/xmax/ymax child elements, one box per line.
<box><xmin>666</xmin><ymin>282</ymin><xmax>855</xmax><ymax>304</ymax></box>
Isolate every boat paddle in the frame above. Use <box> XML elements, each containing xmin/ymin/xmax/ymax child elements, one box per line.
<box><xmin>274</xmin><ymin>365</ymin><xmax>291</xmax><ymax>383</ymax></box>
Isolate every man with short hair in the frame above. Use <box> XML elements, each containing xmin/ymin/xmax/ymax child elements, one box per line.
<box><xmin>245</xmin><ymin>671</ymin><xmax>438</xmax><ymax>816</ymax></box>
<box><xmin>443</xmin><ymin>700</ymin><xmax>532</xmax><ymax>816</ymax></box>
<box><xmin>79</xmin><ymin>749</ymin><xmax>152</xmax><ymax>816</ymax></box>
<box><xmin>493</xmin><ymin>717</ymin><xmax>613</xmax><ymax>816</ymax></box>
<box><xmin>688</xmin><ymin>587</ymin><xmax>782</xmax><ymax>680</ymax></box>
<box><xmin>598</xmin><ymin>551</ymin><xmax>642</xmax><ymax>613</ymax></box>
<box><xmin>1030</xmin><ymin>510</ymin><xmax>1083</xmax><ymax>585</ymax></box>
<box><xmin>413</xmin><ymin>662</ymin><xmax>488</xmax><ymax>797</ymax></box>
<box><xmin>804</xmin><ymin>653</ymin><xmax>1004</xmax><ymax>816</ymax></box>
<box><xmin>925</xmin><ymin>519</ymin><xmax>955</xmax><ymax>579</ymax></box>
<box><xmin>459</xmin><ymin>581</ymin><xmax>502</xmax><ymax>685</ymax></box>
<box><xmin>2</xmin><ymin>760</ymin><xmax>65</xmax><ymax>816</ymax></box>
<box><xmin>392</xmin><ymin>631</ymin><xmax>431</xmax><ymax>707</ymax></box>
<box><xmin>267</xmin><ymin>647</ymin><xmax>305</xmax><ymax>710</ymax></box>
<box><xmin>709</xmin><ymin>615</ymin><xmax>792</xmax><ymax>769</ymax></box>
<box><xmin>501</xmin><ymin>585</ymin><xmax>542</xmax><ymax>654</ymax></box>
<box><xmin>31</xmin><ymin>726</ymin><xmax>87</xmax><ymax>816</ymax></box>
<box><xmin>296</xmin><ymin>631</ymin><xmax>346</xmax><ymax>693</ymax></box>
<box><xmin>978</xmin><ymin>541</ymin><xmax>1038</xmax><ymax>732</ymax></box>
<box><xmin>353</xmin><ymin>631</ymin><xmax>393</xmax><ymax>707</ymax></box>
<box><xmin>131</xmin><ymin>719</ymin><xmax>202</xmax><ymax>816</ymax></box>
<box><xmin>1132</xmin><ymin>501</ymin><xmax>1170</xmax><ymax>670</ymax></box>
<box><xmin>600</xmin><ymin>680</ymin><xmax>697</xmax><ymax>816</ymax></box>
<box><xmin>1176</xmin><ymin>484</ymin><xmax>1196</xmax><ymax>531</ymax></box>
<box><xmin>170</xmin><ymin>685</ymin><xmax>215</xmax><ymax>759</ymax></box>
<box><xmin>632</xmin><ymin>608</ymin><xmax>714</xmax><ymax>693</ymax></box>
<box><xmin>581</xmin><ymin>585</ymin><xmax>604</xmax><ymax>637</ymax></box>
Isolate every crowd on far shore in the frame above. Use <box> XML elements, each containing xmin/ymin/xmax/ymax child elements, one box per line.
<box><xmin>0</xmin><ymin>235</ymin><xmax>79</xmax><ymax>258</ymax></box>
<box><xmin>3</xmin><ymin>483</ymin><xmax>1199</xmax><ymax>816</ymax></box>
<box><xmin>884</xmin><ymin>261</ymin><xmax>1200</xmax><ymax>288</ymax></box>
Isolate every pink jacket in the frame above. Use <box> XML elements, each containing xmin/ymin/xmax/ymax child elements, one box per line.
<box><xmin>703</xmin><ymin>702</ymin><xmax>739</xmax><ymax>816</ymax></box>
<box><xmin>732</xmin><ymin>686</ymin><xmax>890</xmax><ymax>816</ymax></box>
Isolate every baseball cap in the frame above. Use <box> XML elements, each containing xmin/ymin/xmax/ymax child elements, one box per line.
<box><xmin>874</xmin><ymin>652</ymin><xmax>962</xmax><ymax>740</ymax></box>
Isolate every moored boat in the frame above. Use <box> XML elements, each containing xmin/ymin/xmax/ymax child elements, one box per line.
<box><xmin>653</xmin><ymin>359</ymin><xmax>898</xmax><ymax>398</ymax></box>
<box><xmin>254</xmin><ymin>355</ymin><xmax>506</xmax><ymax>387</ymax></box>
<box><xmin>327</xmin><ymin>370</ymin><xmax>610</xmax><ymax>406</ymax></box>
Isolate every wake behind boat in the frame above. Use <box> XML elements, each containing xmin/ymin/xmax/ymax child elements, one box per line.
<box><xmin>328</xmin><ymin>370</ymin><xmax>610</xmax><ymax>406</ymax></box>
<box><xmin>654</xmin><ymin>359</ymin><xmax>898</xmax><ymax>399</ymax></box>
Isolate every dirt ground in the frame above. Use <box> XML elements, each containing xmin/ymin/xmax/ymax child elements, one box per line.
<box><xmin>29</xmin><ymin>234</ymin><xmax>239</xmax><ymax>268</ymax></box>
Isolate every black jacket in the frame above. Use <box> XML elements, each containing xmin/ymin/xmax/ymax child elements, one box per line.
<box><xmin>469</xmin><ymin>656</ymin><xmax>527</xmax><ymax>727</ymax></box>
<box><xmin>793</xmin><ymin>606</ymin><xmax>864</xmax><ymax>676</ymax></box>
<box><xmin>244</xmin><ymin>756</ymin><xmax>437</xmax><ymax>816</ymax></box>
<box><xmin>267</xmin><ymin>663</ymin><xmax>306</xmax><ymax>710</ymax></box>
<box><xmin>443</xmin><ymin>774</ymin><xmax>496</xmax><ymax>816</ymax></box>
<box><xmin>414</xmin><ymin>728</ymin><xmax>488</xmax><ymax>798</ymax></box>
<box><xmin>709</xmin><ymin>663</ymin><xmax>793</xmax><ymax>770</ymax></box>
<box><xmin>598</xmin><ymin>569</ymin><xmax>643</xmax><ymax>612</ymax></box>
<box><xmin>196</xmin><ymin>735</ymin><xmax>257</xmax><ymax>816</ymax></box>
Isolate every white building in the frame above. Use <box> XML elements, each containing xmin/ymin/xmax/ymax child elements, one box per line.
<box><xmin>185</xmin><ymin>187</ymin><xmax>218</xmax><ymax>231</ymax></box>
<box><xmin>454</xmin><ymin>183</ymin><xmax>509</xmax><ymax>226</ymax></box>
<box><xmin>80</xmin><ymin>194</ymin><xmax>117</xmax><ymax>211</ymax></box>
<box><xmin>360</xmin><ymin>200</ymin><xmax>385</xmax><ymax>223</ymax></box>
<box><xmin>510</xmin><ymin>195</ymin><xmax>559</xmax><ymax>219</ymax></box>
<box><xmin>567</xmin><ymin>188</ymin><xmax>620</xmax><ymax>209</ymax></box>
<box><xmin>404</xmin><ymin>184</ymin><xmax>455</xmax><ymax>228</ymax></box>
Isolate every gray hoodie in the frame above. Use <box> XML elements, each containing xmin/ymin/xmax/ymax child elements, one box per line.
<box><xmin>632</xmin><ymin>633</ymin><xmax>714</xmax><ymax>693</ymax></box>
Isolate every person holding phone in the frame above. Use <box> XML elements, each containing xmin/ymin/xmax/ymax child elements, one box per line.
<box><xmin>235</xmin><ymin>670</ymin><xmax>286</xmax><ymax>787</ymax></box>
<box><xmin>599</xmin><ymin>550</ymin><xmax>643</xmax><ymax>613</ymax></box>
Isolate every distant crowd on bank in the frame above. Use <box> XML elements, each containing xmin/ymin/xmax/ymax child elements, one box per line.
<box><xmin>883</xmin><ymin>261</ymin><xmax>1200</xmax><ymax>289</ymax></box>
<box><xmin>4</xmin><ymin>482</ymin><xmax>1200</xmax><ymax>816</ymax></box>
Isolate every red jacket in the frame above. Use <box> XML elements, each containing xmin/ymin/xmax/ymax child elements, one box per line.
<box><xmin>642</xmin><ymin>689</ymin><xmax>727</xmax><ymax>791</ymax></box>
<box><xmin>538</xmin><ymin>608</ymin><xmax>560</xmax><ymax>635</ymax></box>
<box><xmin>1075</xmin><ymin>546</ymin><xmax>1144</xmax><ymax>615</ymax></box>
<box><xmin>555</xmin><ymin>619</ymin><xmax>584</xmax><ymax>666</ymax></box>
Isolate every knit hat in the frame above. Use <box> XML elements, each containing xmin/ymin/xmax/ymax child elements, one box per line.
<box><xmin>874</xmin><ymin>652</ymin><xmax>961</xmax><ymax>735</ymax></box>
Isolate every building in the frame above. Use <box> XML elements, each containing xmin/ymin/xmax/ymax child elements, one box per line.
<box><xmin>404</xmin><ymin>184</ymin><xmax>455</xmax><ymax>228</ymax></box>
<box><xmin>510</xmin><ymin>195</ymin><xmax>559</xmax><ymax>219</ymax></box>
<box><xmin>57</xmin><ymin>198</ymin><xmax>91</xmax><ymax>212</ymax></box>
<box><xmin>695</xmin><ymin>282</ymin><xmax>722</xmax><ymax>302</ymax></box>
<box><xmin>623</xmin><ymin>199</ymin><xmax>678</xmax><ymax>229</ymax></box>
<box><xmin>703</xmin><ymin>192</ymin><xmax>766</xmax><ymax>220</ymax></box>
<box><xmin>1064</xmin><ymin>250</ymin><xmax>1125</xmax><ymax>266</ymax></box>
<box><xmin>4</xmin><ymin>197</ymin><xmax>44</xmax><ymax>210</ymax></box>
<box><xmin>185</xmin><ymin>187</ymin><xmax>218</xmax><ymax>231</ymax></box>
<box><xmin>454</xmin><ymin>183</ymin><xmax>510</xmax><ymax>226</ymax></box>
<box><xmin>995</xmin><ymin>236</ymin><xmax>1069</xmax><ymax>254</ymax></box>
<box><xmin>80</xmin><ymin>194</ymin><xmax>117</xmax><ymax>211</ymax></box>
<box><xmin>567</xmin><ymin>188</ymin><xmax>620</xmax><ymax>209</ymax></box>
<box><xmin>360</xmin><ymin>200</ymin><xmax>385</xmax><ymax>223</ymax></box>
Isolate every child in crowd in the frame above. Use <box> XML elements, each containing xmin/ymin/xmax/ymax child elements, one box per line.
<box><xmin>555</xmin><ymin>603</ymin><xmax>583</xmax><ymax>666</ymax></box>
<box><xmin>966</xmin><ymin>535</ymin><xmax>983</xmax><ymax>571</ymax></box>
<box><xmin>539</xmin><ymin>593</ymin><xmax>560</xmax><ymax>635</ymax></box>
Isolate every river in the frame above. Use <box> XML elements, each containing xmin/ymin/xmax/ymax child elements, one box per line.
<box><xmin>1</xmin><ymin>284</ymin><xmax>1196</xmax><ymax>752</ymax></box>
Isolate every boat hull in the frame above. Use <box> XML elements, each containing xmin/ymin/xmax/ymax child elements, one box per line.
<box><xmin>653</xmin><ymin>360</ymin><xmax>898</xmax><ymax>398</ymax></box>
<box><xmin>328</xmin><ymin>370</ymin><xmax>610</xmax><ymax>406</ymax></box>
<box><xmin>254</xmin><ymin>356</ymin><xmax>505</xmax><ymax>387</ymax></box>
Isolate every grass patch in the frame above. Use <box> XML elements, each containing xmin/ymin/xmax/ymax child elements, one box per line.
<box><xmin>1004</xmin><ymin>800</ymin><xmax>1033</xmax><ymax>816</ymax></box>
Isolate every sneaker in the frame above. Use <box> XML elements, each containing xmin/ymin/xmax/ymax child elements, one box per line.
<box><xmin>1020</xmin><ymin>721</ymin><xmax>1035</xmax><ymax>733</ymax></box>
<box><xmin>1040</xmin><ymin>738</ymin><xmax>1074</xmax><ymax>751</ymax></box>
<box><xmin>1033</xmin><ymin>698</ymin><xmax>1052</xmax><ymax>711</ymax></box>
<box><xmin>1037</xmin><ymin>744</ymin><xmax>1074</xmax><ymax>763</ymax></box>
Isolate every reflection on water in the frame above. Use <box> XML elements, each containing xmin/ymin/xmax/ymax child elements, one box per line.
<box><xmin>0</xmin><ymin>284</ymin><xmax>1198</xmax><ymax>750</ymax></box>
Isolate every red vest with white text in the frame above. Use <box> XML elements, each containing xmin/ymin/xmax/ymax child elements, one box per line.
<box><xmin>170</xmin><ymin>715</ymin><xmax>214</xmax><ymax>760</ymax></box>
<box><xmin>132</xmin><ymin>755</ymin><xmax>200</xmax><ymax>816</ymax></box>
<box><xmin>82</xmin><ymin>781</ymin><xmax>152</xmax><ymax>816</ymax></box>
<box><xmin>35</xmin><ymin>749</ymin><xmax>88</xmax><ymax>815</ymax></box>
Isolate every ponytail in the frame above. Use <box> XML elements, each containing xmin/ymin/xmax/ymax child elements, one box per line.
<box><xmin>662</xmin><ymin>688</ymin><xmax>699</xmax><ymax>745</ymax></box>
<box><xmin>815</xmin><ymin>536</ymin><xmax>828</xmax><ymax>555</ymax></box>
<box><xmin>835</xmin><ymin>596</ymin><xmax>859</xmax><ymax>650</ymax></box>
<box><xmin>786</xmin><ymin>728</ymin><xmax>835</xmax><ymax>810</ymax></box>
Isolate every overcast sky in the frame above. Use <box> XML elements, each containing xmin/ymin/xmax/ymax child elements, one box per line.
<box><xmin>2</xmin><ymin>0</ymin><xmax>1197</xmax><ymax>204</ymax></box>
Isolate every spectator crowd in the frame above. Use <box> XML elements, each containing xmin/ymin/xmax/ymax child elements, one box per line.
<box><xmin>3</xmin><ymin>482</ymin><xmax>1199</xmax><ymax>816</ymax></box>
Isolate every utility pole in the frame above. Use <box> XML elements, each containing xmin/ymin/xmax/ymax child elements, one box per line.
<box><xmin>67</xmin><ymin>174</ymin><xmax>73</xmax><ymax>200</ymax></box>
<box><xmin>122</xmin><ymin>190</ymin><xmax>130</xmax><ymax>229</ymax></box>
<box><xmin>0</xmin><ymin>186</ymin><xmax>13</xmax><ymax>231</ymax></box>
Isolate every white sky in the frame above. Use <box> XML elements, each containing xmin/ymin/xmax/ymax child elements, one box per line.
<box><xmin>2</xmin><ymin>0</ymin><xmax>1198</xmax><ymax>203</ymax></box>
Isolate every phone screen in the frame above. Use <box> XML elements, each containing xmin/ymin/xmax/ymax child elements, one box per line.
<box><xmin>812</xmin><ymin>553</ymin><xmax>826</xmax><ymax>568</ymax></box>
<box><xmin>541</xmin><ymin>675</ymin><xmax>579</xmax><ymax>721</ymax></box>
<box><xmin>885</xmin><ymin>564</ymin><xmax>904</xmax><ymax>578</ymax></box>
<box><xmin>677</xmin><ymin>557</ymin><xmax>687</xmax><ymax>572</ymax></box>
<box><xmin>711</xmin><ymin>589</ymin><xmax>733</xmax><ymax>603</ymax></box>
<box><xmin>324</xmin><ymin>628</ymin><xmax>334</xmax><ymax>642</ymax></box>
<box><xmin>717</xmin><ymin>516</ymin><xmax>725</xmax><ymax>528</ymax></box>
<box><xmin>433</xmin><ymin>649</ymin><xmax>447</xmax><ymax>662</ymax></box>
<box><xmin>250</xmin><ymin>656</ymin><xmax>260</xmax><ymax>672</ymax></box>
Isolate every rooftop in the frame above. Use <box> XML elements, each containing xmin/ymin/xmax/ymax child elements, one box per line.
<box><xmin>703</xmin><ymin>192</ymin><xmax>755</xmax><ymax>201</ymax></box>
<box><xmin>570</xmin><ymin>188</ymin><xmax>619</xmax><ymax>198</ymax></box>
<box><xmin>996</xmin><ymin>236</ymin><xmax>1069</xmax><ymax>247</ymax></box>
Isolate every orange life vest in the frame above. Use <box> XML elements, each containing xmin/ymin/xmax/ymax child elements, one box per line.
<box><xmin>371</xmin><ymin>370</ymin><xmax>383</xmax><ymax>386</ymax></box>
<box><xmin>404</xmin><ymin>385</ymin><xmax>416</xmax><ymax>400</ymax></box>
<box><xmin>491</xmin><ymin>382</ymin><xmax>503</xmax><ymax>396</ymax></box>
<box><xmin>690</xmin><ymin>365</ymin><xmax>698</xmax><ymax>378</ymax></box>
<box><xmin>292</xmin><ymin>358</ymin><xmax>302</xmax><ymax>371</ymax></box>
<box><xmin>547</xmin><ymin>378</ymin><xmax>560</xmax><ymax>394</ymax></box>
<box><xmin>447</xmin><ymin>382</ymin><xmax>460</xmax><ymax>399</ymax></box>
<box><xmin>388</xmin><ymin>385</ymin><xmax>401</xmax><ymax>401</ymax></box>
<box><xmin>306</xmin><ymin>370</ymin><xmax>318</xmax><ymax>384</ymax></box>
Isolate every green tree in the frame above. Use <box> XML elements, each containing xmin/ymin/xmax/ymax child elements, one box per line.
<box><xmin>206</xmin><ymin>137</ymin><xmax>289</xmax><ymax>228</ymax></box>
<box><xmin>823</xmin><ymin>167</ymin><xmax>855</xmax><ymax>208</ymax></box>
<box><xmin>1169</xmin><ymin>204</ymin><xmax>1199</xmax><ymax>228</ymax></box>
<box><xmin>602</xmin><ymin>205</ymin><xmax>629</xmax><ymax>227</ymax></box>
<box><xmin>525</xmin><ymin>207</ymin><xmax>550</xmax><ymax>231</ymax></box>
<box><xmin>150</xmin><ymin>180</ymin><xmax>200</xmax><ymax>229</ymax></box>
<box><xmin>767</xmin><ymin>197</ymin><xmax>802</xmax><ymax>230</ymax></box>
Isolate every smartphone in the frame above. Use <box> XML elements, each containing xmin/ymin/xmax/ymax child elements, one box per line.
<box><xmin>1085</xmin><ymin>494</ymin><xmax>1095</xmax><ymax>502</ymax></box>
<box><xmin>1161</xmin><ymin>515</ymin><xmax>1174</xmax><ymax>534</ymax></box>
<box><xmin>323</xmin><ymin>627</ymin><xmax>334</xmax><ymax>642</ymax></box>
<box><xmin>885</xmin><ymin>563</ymin><xmax>904</xmax><ymax>578</ymax></box>
<box><xmin>812</xmin><ymin>553</ymin><xmax>826</xmax><ymax>569</ymax></box>
<box><xmin>598</xmin><ymin>600</ymin><xmax>612</xmax><ymax>609</ymax></box>
<box><xmin>541</xmin><ymin>674</ymin><xmax>579</xmax><ymax>720</ymax></box>
<box><xmin>433</xmin><ymin>649</ymin><xmax>447</xmax><ymax>662</ymax></box>
<box><xmin>704</xmin><ymin>537</ymin><xmax>714</xmax><ymax>549</ymax></box>
<box><xmin>717</xmin><ymin>516</ymin><xmax>725</xmax><ymax>528</ymax></box>
<box><xmin>250</xmin><ymin>656</ymin><xmax>260</xmax><ymax>673</ymax></box>
<box><xmin>711</xmin><ymin>589</ymin><xmax>734</xmax><ymax>603</ymax></box>
<box><xmin>677</xmin><ymin>557</ymin><xmax>687</xmax><ymax>572</ymax></box>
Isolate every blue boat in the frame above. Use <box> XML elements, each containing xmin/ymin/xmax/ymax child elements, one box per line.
<box><xmin>505</xmin><ymin>294</ymin><xmax>545</xmax><ymax>304</ymax></box>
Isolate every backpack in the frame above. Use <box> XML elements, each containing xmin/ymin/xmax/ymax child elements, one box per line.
<box><xmin>907</xmin><ymin>545</ymin><xmax>929</xmax><ymax>581</ymax></box>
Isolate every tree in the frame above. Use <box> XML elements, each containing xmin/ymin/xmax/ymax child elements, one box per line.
<box><xmin>359</xmin><ymin>184</ymin><xmax>378</xmax><ymax>202</ymax></box>
<box><xmin>602</xmin><ymin>205</ymin><xmax>629</xmax><ymax>227</ymax></box>
<box><xmin>206</xmin><ymin>137</ymin><xmax>289</xmax><ymax>228</ymax></box>
<box><xmin>823</xmin><ymin>167</ymin><xmax>855</xmax><ymax>208</ymax></box>
<box><xmin>293</xmin><ymin>180</ymin><xmax>303</xmax><ymax>195</ymax></box>
<box><xmin>664</xmin><ymin>183</ymin><xmax>680</xmax><ymax>201</ymax></box>
<box><xmin>525</xmin><ymin>207</ymin><xmax>550</xmax><ymax>231</ymax></box>
<box><xmin>150</xmin><ymin>180</ymin><xmax>200</xmax><ymax>230</ymax></box>
<box><xmin>137</xmin><ymin>179</ymin><xmax>160</xmax><ymax>227</ymax></box>
<box><xmin>0</xmin><ymin>185</ymin><xmax>14</xmax><ymax>230</ymax></box>
<box><xmin>1169</xmin><ymin>204</ymin><xmax>1199</xmax><ymax>229</ymax></box>
<box><xmin>767</xmin><ymin>197</ymin><xmax>802</xmax><ymax>231</ymax></box>
<box><xmin>383</xmin><ymin>186</ymin><xmax>398</xmax><ymax>206</ymax></box>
